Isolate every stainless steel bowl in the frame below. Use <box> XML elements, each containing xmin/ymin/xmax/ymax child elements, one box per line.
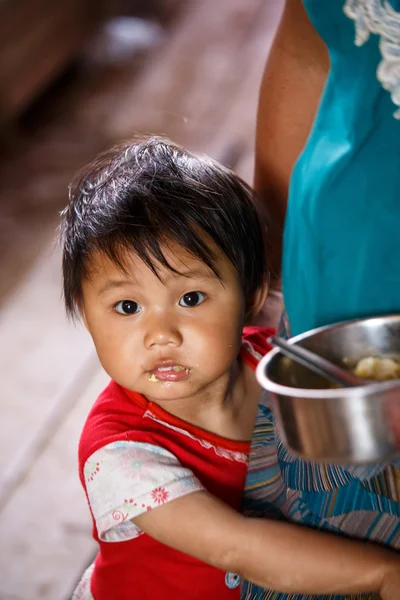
<box><xmin>256</xmin><ymin>315</ymin><xmax>400</xmax><ymax>463</ymax></box>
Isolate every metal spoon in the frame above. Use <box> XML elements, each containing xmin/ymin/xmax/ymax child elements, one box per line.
<box><xmin>268</xmin><ymin>336</ymin><xmax>366</xmax><ymax>388</ymax></box>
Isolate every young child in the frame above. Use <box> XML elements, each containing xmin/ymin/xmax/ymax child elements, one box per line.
<box><xmin>60</xmin><ymin>138</ymin><xmax>400</xmax><ymax>600</ymax></box>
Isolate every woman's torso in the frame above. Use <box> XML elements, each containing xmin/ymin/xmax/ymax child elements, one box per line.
<box><xmin>283</xmin><ymin>0</ymin><xmax>400</xmax><ymax>336</ymax></box>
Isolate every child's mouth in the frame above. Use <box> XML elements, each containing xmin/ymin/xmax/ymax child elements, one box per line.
<box><xmin>148</xmin><ymin>365</ymin><xmax>190</xmax><ymax>383</ymax></box>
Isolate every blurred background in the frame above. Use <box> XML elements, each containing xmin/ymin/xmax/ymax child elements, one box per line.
<box><xmin>0</xmin><ymin>1</ymin><xmax>282</xmax><ymax>598</ymax></box>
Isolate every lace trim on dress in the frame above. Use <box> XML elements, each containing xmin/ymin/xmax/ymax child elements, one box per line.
<box><xmin>344</xmin><ymin>0</ymin><xmax>400</xmax><ymax>118</ymax></box>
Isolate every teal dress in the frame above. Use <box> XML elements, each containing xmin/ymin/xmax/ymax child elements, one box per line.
<box><xmin>283</xmin><ymin>0</ymin><xmax>400</xmax><ymax>337</ymax></box>
<box><xmin>243</xmin><ymin>3</ymin><xmax>400</xmax><ymax>599</ymax></box>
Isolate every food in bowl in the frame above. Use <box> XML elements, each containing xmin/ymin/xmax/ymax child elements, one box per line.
<box><xmin>352</xmin><ymin>356</ymin><xmax>400</xmax><ymax>381</ymax></box>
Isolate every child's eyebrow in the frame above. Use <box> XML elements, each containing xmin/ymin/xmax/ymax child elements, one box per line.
<box><xmin>172</xmin><ymin>268</ymin><xmax>215</xmax><ymax>279</ymax></box>
<box><xmin>98</xmin><ymin>279</ymin><xmax>134</xmax><ymax>295</ymax></box>
<box><xmin>98</xmin><ymin>268</ymin><xmax>217</xmax><ymax>296</ymax></box>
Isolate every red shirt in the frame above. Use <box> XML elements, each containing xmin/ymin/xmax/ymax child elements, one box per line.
<box><xmin>78</xmin><ymin>327</ymin><xmax>274</xmax><ymax>600</ymax></box>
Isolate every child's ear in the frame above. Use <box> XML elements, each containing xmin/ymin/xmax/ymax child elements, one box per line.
<box><xmin>245</xmin><ymin>281</ymin><xmax>269</xmax><ymax>324</ymax></box>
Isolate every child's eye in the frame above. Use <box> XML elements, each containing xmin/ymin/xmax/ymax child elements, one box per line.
<box><xmin>114</xmin><ymin>300</ymin><xmax>141</xmax><ymax>315</ymax></box>
<box><xmin>179</xmin><ymin>291</ymin><xmax>206</xmax><ymax>307</ymax></box>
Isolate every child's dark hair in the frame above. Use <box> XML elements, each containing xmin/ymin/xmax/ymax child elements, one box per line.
<box><xmin>60</xmin><ymin>136</ymin><xmax>268</xmax><ymax>318</ymax></box>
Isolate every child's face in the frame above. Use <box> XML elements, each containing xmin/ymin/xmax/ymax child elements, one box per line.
<box><xmin>80</xmin><ymin>240</ymin><xmax>246</xmax><ymax>405</ymax></box>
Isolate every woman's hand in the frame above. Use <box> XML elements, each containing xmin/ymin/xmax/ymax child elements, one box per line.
<box><xmin>387</xmin><ymin>396</ymin><xmax>400</xmax><ymax>448</ymax></box>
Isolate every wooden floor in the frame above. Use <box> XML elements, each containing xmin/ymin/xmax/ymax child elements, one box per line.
<box><xmin>0</xmin><ymin>1</ymin><xmax>282</xmax><ymax>598</ymax></box>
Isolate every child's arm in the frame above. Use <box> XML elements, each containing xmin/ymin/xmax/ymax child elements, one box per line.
<box><xmin>135</xmin><ymin>490</ymin><xmax>400</xmax><ymax>598</ymax></box>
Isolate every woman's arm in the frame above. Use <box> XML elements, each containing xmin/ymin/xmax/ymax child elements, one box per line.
<box><xmin>255</xmin><ymin>0</ymin><xmax>329</xmax><ymax>283</ymax></box>
<box><xmin>135</xmin><ymin>490</ymin><xmax>400</xmax><ymax>597</ymax></box>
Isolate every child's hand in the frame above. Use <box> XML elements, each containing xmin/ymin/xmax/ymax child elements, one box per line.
<box><xmin>380</xmin><ymin>562</ymin><xmax>400</xmax><ymax>600</ymax></box>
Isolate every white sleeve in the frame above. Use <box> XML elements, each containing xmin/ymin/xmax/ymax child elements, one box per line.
<box><xmin>84</xmin><ymin>441</ymin><xmax>205</xmax><ymax>542</ymax></box>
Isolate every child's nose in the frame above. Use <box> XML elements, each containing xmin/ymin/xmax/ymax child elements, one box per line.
<box><xmin>144</xmin><ymin>316</ymin><xmax>183</xmax><ymax>349</ymax></box>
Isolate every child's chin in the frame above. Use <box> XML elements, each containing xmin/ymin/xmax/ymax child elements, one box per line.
<box><xmin>145</xmin><ymin>381</ymin><xmax>193</xmax><ymax>400</ymax></box>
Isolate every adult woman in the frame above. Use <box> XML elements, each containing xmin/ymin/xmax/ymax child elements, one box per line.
<box><xmin>244</xmin><ymin>3</ymin><xmax>400</xmax><ymax>599</ymax></box>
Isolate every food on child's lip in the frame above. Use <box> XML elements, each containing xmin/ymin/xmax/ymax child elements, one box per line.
<box><xmin>148</xmin><ymin>365</ymin><xmax>190</xmax><ymax>382</ymax></box>
<box><xmin>351</xmin><ymin>356</ymin><xmax>400</xmax><ymax>381</ymax></box>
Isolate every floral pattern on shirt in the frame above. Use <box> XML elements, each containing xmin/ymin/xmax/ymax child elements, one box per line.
<box><xmin>83</xmin><ymin>441</ymin><xmax>205</xmax><ymax>542</ymax></box>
